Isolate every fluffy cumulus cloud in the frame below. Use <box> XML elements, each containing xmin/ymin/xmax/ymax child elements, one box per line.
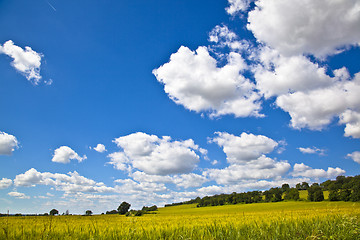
<box><xmin>8</xmin><ymin>191</ymin><xmax>30</xmax><ymax>199</ymax></box>
<box><xmin>347</xmin><ymin>151</ymin><xmax>360</xmax><ymax>164</ymax></box>
<box><xmin>210</xmin><ymin>132</ymin><xmax>278</xmax><ymax>164</ymax></box>
<box><xmin>204</xmin><ymin>156</ymin><xmax>290</xmax><ymax>184</ymax></box>
<box><xmin>0</xmin><ymin>178</ymin><xmax>12</xmax><ymax>189</ymax></box>
<box><xmin>0</xmin><ymin>131</ymin><xmax>19</xmax><ymax>155</ymax></box>
<box><xmin>209</xmin><ymin>25</ymin><xmax>250</xmax><ymax>52</ymax></box>
<box><xmin>298</xmin><ymin>147</ymin><xmax>326</xmax><ymax>156</ymax></box>
<box><xmin>14</xmin><ymin>168</ymin><xmax>114</xmax><ymax>193</ymax></box>
<box><xmin>276</xmin><ymin>71</ymin><xmax>360</xmax><ymax>132</ymax></box>
<box><xmin>108</xmin><ymin>132</ymin><xmax>204</xmax><ymax>175</ymax></box>
<box><xmin>291</xmin><ymin>163</ymin><xmax>345</xmax><ymax>178</ymax></box>
<box><xmin>254</xmin><ymin>47</ymin><xmax>336</xmax><ymax>99</ymax></box>
<box><xmin>226</xmin><ymin>0</ymin><xmax>251</xmax><ymax>15</ymax></box>
<box><xmin>247</xmin><ymin>0</ymin><xmax>360</xmax><ymax>58</ymax></box>
<box><xmin>92</xmin><ymin>143</ymin><xmax>107</xmax><ymax>153</ymax></box>
<box><xmin>207</xmin><ymin>132</ymin><xmax>291</xmax><ymax>184</ymax></box>
<box><xmin>52</xmin><ymin>146</ymin><xmax>87</xmax><ymax>164</ymax></box>
<box><xmin>153</xmin><ymin>46</ymin><xmax>262</xmax><ymax>118</ymax></box>
<box><xmin>252</xmin><ymin>45</ymin><xmax>360</xmax><ymax>135</ymax></box>
<box><xmin>0</xmin><ymin>40</ymin><xmax>43</xmax><ymax>84</ymax></box>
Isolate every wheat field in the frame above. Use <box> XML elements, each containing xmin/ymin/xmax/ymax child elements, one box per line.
<box><xmin>1</xmin><ymin>201</ymin><xmax>359</xmax><ymax>239</ymax></box>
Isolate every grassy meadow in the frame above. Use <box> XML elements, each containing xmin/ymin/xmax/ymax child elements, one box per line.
<box><xmin>1</xmin><ymin>201</ymin><xmax>359</xmax><ymax>239</ymax></box>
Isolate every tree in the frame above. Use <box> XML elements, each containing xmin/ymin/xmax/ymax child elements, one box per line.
<box><xmin>118</xmin><ymin>202</ymin><xmax>131</xmax><ymax>215</ymax></box>
<box><xmin>49</xmin><ymin>209</ymin><xmax>58</xmax><ymax>216</ymax></box>
<box><xmin>281</xmin><ymin>183</ymin><xmax>290</xmax><ymax>192</ymax></box>
<box><xmin>85</xmin><ymin>210</ymin><xmax>93</xmax><ymax>216</ymax></box>
<box><xmin>284</xmin><ymin>188</ymin><xmax>300</xmax><ymax>201</ymax></box>
<box><xmin>308</xmin><ymin>183</ymin><xmax>324</xmax><ymax>202</ymax></box>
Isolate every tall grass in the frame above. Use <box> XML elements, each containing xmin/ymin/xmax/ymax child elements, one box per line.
<box><xmin>1</xmin><ymin>201</ymin><xmax>359</xmax><ymax>239</ymax></box>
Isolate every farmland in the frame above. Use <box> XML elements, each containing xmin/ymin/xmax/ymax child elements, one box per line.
<box><xmin>1</xmin><ymin>201</ymin><xmax>359</xmax><ymax>239</ymax></box>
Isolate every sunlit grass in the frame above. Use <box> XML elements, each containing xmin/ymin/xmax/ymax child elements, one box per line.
<box><xmin>1</xmin><ymin>201</ymin><xmax>359</xmax><ymax>239</ymax></box>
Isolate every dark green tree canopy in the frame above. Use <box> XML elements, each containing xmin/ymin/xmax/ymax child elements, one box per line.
<box><xmin>118</xmin><ymin>201</ymin><xmax>131</xmax><ymax>215</ymax></box>
<box><xmin>49</xmin><ymin>209</ymin><xmax>58</xmax><ymax>216</ymax></box>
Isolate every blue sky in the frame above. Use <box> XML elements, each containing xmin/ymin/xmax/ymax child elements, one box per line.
<box><xmin>0</xmin><ymin>0</ymin><xmax>359</xmax><ymax>214</ymax></box>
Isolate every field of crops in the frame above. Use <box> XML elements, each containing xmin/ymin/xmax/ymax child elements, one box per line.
<box><xmin>1</xmin><ymin>201</ymin><xmax>359</xmax><ymax>239</ymax></box>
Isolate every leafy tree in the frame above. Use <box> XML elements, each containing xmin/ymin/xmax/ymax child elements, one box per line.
<box><xmin>308</xmin><ymin>183</ymin><xmax>324</xmax><ymax>202</ymax></box>
<box><xmin>271</xmin><ymin>188</ymin><xmax>283</xmax><ymax>202</ymax></box>
<box><xmin>281</xmin><ymin>183</ymin><xmax>290</xmax><ymax>192</ymax></box>
<box><xmin>301</xmin><ymin>182</ymin><xmax>310</xmax><ymax>190</ymax></box>
<box><xmin>49</xmin><ymin>209</ymin><xmax>58</xmax><ymax>216</ymax></box>
<box><xmin>340</xmin><ymin>189</ymin><xmax>351</xmax><ymax>201</ymax></box>
<box><xmin>284</xmin><ymin>188</ymin><xmax>299</xmax><ymax>201</ymax></box>
<box><xmin>329</xmin><ymin>190</ymin><xmax>340</xmax><ymax>201</ymax></box>
<box><xmin>118</xmin><ymin>201</ymin><xmax>131</xmax><ymax>215</ymax></box>
<box><xmin>106</xmin><ymin>210</ymin><xmax>118</xmax><ymax>214</ymax></box>
<box><xmin>85</xmin><ymin>210</ymin><xmax>93</xmax><ymax>216</ymax></box>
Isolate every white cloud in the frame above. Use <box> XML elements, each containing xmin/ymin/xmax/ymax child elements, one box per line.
<box><xmin>291</xmin><ymin>163</ymin><xmax>345</xmax><ymax>178</ymax></box>
<box><xmin>298</xmin><ymin>147</ymin><xmax>326</xmax><ymax>156</ymax></box>
<box><xmin>8</xmin><ymin>191</ymin><xmax>30</xmax><ymax>199</ymax></box>
<box><xmin>0</xmin><ymin>131</ymin><xmax>19</xmax><ymax>155</ymax></box>
<box><xmin>253</xmin><ymin>47</ymin><xmax>335</xmax><ymax>99</ymax></box>
<box><xmin>14</xmin><ymin>168</ymin><xmax>114</xmax><ymax>193</ymax></box>
<box><xmin>206</xmin><ymin>132</ymin><xmax>290</xmax><ymax>184</ymax></box>
<box><xmin>226</xmin><ymin>0</ymin><xmax>251</xmax><ymax>15</ymax></box>
<box><xmin>108</xmin><ymin>132</ymin><xmax>202</xmax><ymax>175</ymax></box>
<box><xmin>129</xmin><ymin>171</ymin><xmax>207</xmax><ymax>189</ymax></box>
<box><xmin>92</xmin><ymin>144</ymin><xmax>107</xmax><ymax>153</ymax></box>
<box><xmin>0</xmin><ymin>178</ymin><xmax>12</xmax><ymax>189</ymax></box>
<box><xmin>52</xmin><ymin>146</ymin><xmax>87</xmax><ymax>164</ymax></box>
<box><xmin>204</xmin><ymin>156</ymin><xmax>290</xmax><ymax>184</ymax></box>
<box><xmin>275</xmin><ymin>72</ymin><xmax>360</xmax><ymax>132</ymax></box>
<box><xmin>347</xmin><ymin>151</ymin><xmax>360</xmax><ymax>164</ymax></box>
<box><xmin>247</xmin><ymin>0</ymin><xmax>360</xmax><ymax>58</ymax></box>
<box><xmin>114</xmin><ymin>179</ymin><xmax>167</xmax><ymax>193</ymax></box>
<box><xmin>210</xmin><ymin>132</ymin><xmax>278</xmax><ymax>164</ymax></box>
<box><xmin>172</xmin><ymin>173</ymin><xmax>208</xmax><ymax>189</ymax></box>
<box><xmin>340</xmin><ymin>110</ymin><xmax>360</xmax><ymax>138</ymax></box>
<box><xmin>0</xmin><ymin>40</ymin><xmax>43</xmax><ymax>84</ymax></box>
<box><xmin>209</xmin><ymin>25</ymin><xmax>250</xmax><ymax>51</ymax></box>
<box><xmin>153</xmin><ymin>46</ymin><xmax>262</xmax><ymax>118</ymax></box>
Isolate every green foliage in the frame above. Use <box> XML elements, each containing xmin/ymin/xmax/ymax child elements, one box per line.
<box><xmin>117</xmin><ymin>202</ymin><xmax>131</xmax><ymax>215</ymax></box>
<box><xmin>142</xmin><ymin>205</ymin><xmax>158</xmax><ymax>212</ymax></box>
<box><xmin>308</xmin><ymin>183</ymin><xmax>324</xmax><ymax>202</ymax></box>
<box><xmin>284</xmin><ymin>188</ymin><xmax>300</xmax><ymax>201</ymax></box>
<box><xmin>85</xmin><ymin>210</ymin><xmax>92</xmax><ymax>216</ymax></box>
<box><xmin>49</xmin><ymin>209</ymin><xmax>58</xmax><ymax>216</ymax></box>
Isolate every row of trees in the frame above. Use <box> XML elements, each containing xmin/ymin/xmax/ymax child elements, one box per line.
<box><xmin>166</xmin><ymin>175</ymin><xmax>360</xmax><ymax>208</ymax></box>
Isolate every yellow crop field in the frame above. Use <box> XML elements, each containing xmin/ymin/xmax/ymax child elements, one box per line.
<box><xmin>0</xmin><ymin>201</ymin><xmax>359</xmax><ymax>239</ymax></box>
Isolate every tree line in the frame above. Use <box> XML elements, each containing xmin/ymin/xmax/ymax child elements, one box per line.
<box><xmin>165</xmin><ymin>175</ymin><xmax>360</xmax><ymax>208</ymax></box>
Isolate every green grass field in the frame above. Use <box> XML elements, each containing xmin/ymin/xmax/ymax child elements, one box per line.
<box><xmin>1</xmin><ymin>201</ymin><xmax>359</xmax><ymax>239</ymax></box>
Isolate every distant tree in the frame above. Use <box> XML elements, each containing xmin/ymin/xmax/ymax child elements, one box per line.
<box><xmin>65</xmin><ymin>210</ymin><xmax>69</xmax><ymax>215</ymax></box>
<box><xmin>284</xmin><ymin>188</ymin><xmax>299</xmax><ymax>201</ymax></box>
<box><xmin>340</xmin><ymin>189</ymin><xmax>351</xmax><ymax>201</ymax></box>
<box><xmin>329</xmin><ymin>190</ymin><xmax>340</xmax><ymax>201</ymax></box>
<box><xmin>281</xmin><ymin>183</ymin><xmax>290</xmax><ymax>192</ymax></box>
<box><xmin>106</xmin><ymin>210</ymin><xmax>118</xmax><ymax>214</ymax></box>
<box><xmin>308</xmin><ymin>183</ymin><xmax>324</xmax><ymax>202</ymax></box>
<box><xmin>271</xmin><ymin>188</ymin><xmax>283</xmax><ymax>202</ymax></box>
<box><xmin>49</xmin><ymin>209</ymin><xmax>58</xmax><ymax>216</ymax></box>
<box><xmin>118</xmin><ymin>202</ymin><xmax>131</xmax><ymax>215</ymax></box>
<box><xmin>85</xmin><ymin>210</ymin><xmax>93</xmax><ymax>216</ymax></box>
<box><xmin>351</xmin><ymin>176</ymin><xmax>360</xmax><ymax>202</ymax></box>
<box><xmin>301</xmin><ymin>182</ymin><xmax>310</xmax><ymax>190</ymax></box>
<box><xmin>263</xmin><ymin>190</ymin><xmax>273</xmax><ymax>202</ymax></box>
